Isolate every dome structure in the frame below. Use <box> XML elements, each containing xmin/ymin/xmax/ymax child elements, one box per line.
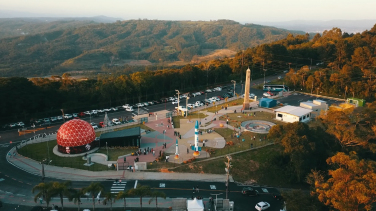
<box><xmin>57</xmin><ymin>119</ymin><xmax>97</xmax><ymax>154</ymax></box>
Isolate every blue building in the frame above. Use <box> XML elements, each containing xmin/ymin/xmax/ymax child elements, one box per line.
<box><xmin>259</xmin><ymin>98</ymin><xmax>277</xmax><ymax>108</ymax></box>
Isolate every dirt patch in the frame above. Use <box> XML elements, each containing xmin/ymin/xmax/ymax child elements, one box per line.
<box><xmin>159</xmin><ymin>168</ymin><xmax>173</xmax><ymax>173</ymax></box>
<box><xmin>249</xmin><ymin>160</ymin><xmax>259</xmax><ymax>171</ymax></box>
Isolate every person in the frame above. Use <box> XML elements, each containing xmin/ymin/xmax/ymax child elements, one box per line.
<box><xmin>187</xmin><ymin>148</ymin><xmax>189</xmax><ymax>154</ymax></box>
<box><xmin>153</xmin><ymin>150</ymin><xmax>155</xmax><ymax>156</ymax></box>
<box><xmin>196</xmin><ymin>185</ymin><xmax>199</xmax><ymax>193</ymax></box>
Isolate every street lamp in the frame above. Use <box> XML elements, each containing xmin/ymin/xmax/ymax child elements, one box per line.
<box><xmin>231</xmin><ymin>80</ymin><xmax>236</xmax><ymax>97</ymax></box>
<box><xmin>60</xmin><ymin>109</ymin><xmax>65</xmax><ymax>122</ymax></box>
<box><xmin>106</xmin><ymin>142</ymin><xmax>108</xmax><ymax>156</ymax></box>
<box><xmin>175</xmin><ymin>90</ymin><xmax>180</xmax><ymax>115</ymax></box>
<box><xmin>225</xmin><ymin>155</ymin><xmax>232</xmax><ymax>199</ymax></box>
<box><xmin>263</xmin><ymin>69</ymin><xmax>267</xmax><ymax>84</ymax></box>
<box><xmin>186</xmin><ymin>97</ymin><xmax>189</xmax><ymax>117</ymax></box>
<box><xmin>40</xmin><ymin>159</ymin><xmax>52</xmax><ymax>182</ymax></box>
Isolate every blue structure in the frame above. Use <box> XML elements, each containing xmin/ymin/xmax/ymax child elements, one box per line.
<box><xmin>259</xmin><ymin>98</ymin><xmax>277</xmax><ymax>108</ymax></box>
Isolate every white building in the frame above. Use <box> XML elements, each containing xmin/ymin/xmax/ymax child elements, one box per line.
<box><xmin>275</xmin><ymin>106</ymin><xmax>312</xmax><ymax>123</ymax></box>
<box><xmin>300</xmin><ymin>100</ymin><xmax>328</xmax><ymax>117</ymax></box>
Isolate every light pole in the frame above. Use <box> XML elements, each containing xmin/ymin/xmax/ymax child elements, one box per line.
<box><xmin>61</xmin><ymin>109</ymin><xmax>65</xmax><ymax>122</ymax></box>
<box><xmin>225</xmin><ymin>155</ymin><xmax>232</xmax><ymax>199</ymax></box>
<box><xmin>210</xmin><ymin>193</ymin><xmax>223</xmax><ymax>211</ymax></box>
<box><xmin>175</xmin><ymin>90</ymin><xmax>180</xmax><ymax>115</ymax></box>
<box><xmin>186</xmin><ymin>97</ymin><xmax>189</xmax><ymax>117</ymax></box>
<box><xmin>40</xmin><ymin>159</ymin><xmax>52</xmax><ymax>182</ymax></box>
<box><xmin>263</xmin><ymin>69</ymin><xmax>267</xmax><ymax>84</ymax></box>
<box><xmin>231</xmin><ymin>80</ymin><xmax>236</xmax><ymax>97</ymax></box>
<box><xmin>106</xmin><ymin>142</ymin><xmax>108</xmax><ymax>156</ymax></box>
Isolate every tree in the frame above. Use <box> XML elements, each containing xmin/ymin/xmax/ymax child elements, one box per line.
<box><xmin>68</xmin><ymin>188</ymin><xmax>85</xmax><ymax>211</ymax></box>
<box><xmin>282</xmin><ymin>190</ymin><xmax>326</xmax><ymax>211</ymax></box>
<box><xmin>351</xmin><ymin>47</ymin><xmax>373</xmax><ymax>71</ymax></box>
<box><xmin>128</xmin><ymin>185</ymin><xmax>152</xmax><ymax>210</ymax></box>
<box><xmin>103</xmin><ymin>192</ymin><xmax>116</xmax><ymax>210</ymax></box>
<box><xmin>311</xmin><ymin>152</ymin><xmax>376</xmax><ymax>211</ymax></box>
<box><xmin>83</xmin><ymin>182</ymin><xmax>104</xmax><ymax>211</ymax></box>
<box><xmin>116</xmin><ymin>190</ymin><xmax>132</xmax><ymax>211</ymax></box>
<box><xmin>32</xmin><ymin>182</ymin><xmax>53</xmax><ymax>209</ymax></box>
<box><xmin>51</xmin><ymin>181</ymin><xmax>71</xmax><ymax>210</ymax></box>
<box><xmin>148</xmin><ymin>190</ymin><xmax>166</xmax><ymax>210</ymax></box>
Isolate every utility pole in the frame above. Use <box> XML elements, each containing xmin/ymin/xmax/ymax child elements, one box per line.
<box><xmin>263</xmin><ymin>69</ymin><xmax>267</xmax><ymax>84</ymax></box>
<box><xmin>311</xmin><ymin>82</ymin><xmax>313</xmax><ymax>94</ymax></box>
<box><xmin>231</xmin><ymin>80</ymin><xmax>236</xmax><ymax>97</ymax></box>
<box><xmin>186</xmin><ymin>97</ymin><xmax>189</xmax><ymax>117</ymax></box>
<box><xmin>175</xmin><ymin>90</ymin><xmax>180</xmax><ymax>115</ymax></box>
<box><xmin>225</xmin><ymin>155</ymin><xmax>232</xmax><ymax>199</ymax></box>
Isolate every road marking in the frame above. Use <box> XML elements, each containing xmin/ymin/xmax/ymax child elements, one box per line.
<box><xmin>262</xmin><ymin>188</ymin><xmax>268</xmax><ymax>193</ymax></box>
<box><xmin>159</xmin><ymin>183</ymin><xmax>165</xmax><ymax>188</ymax></box>
<box><xmin>134</xmin><ymin>180</ymin><xmax>138</xmax><ymax>189</ymax></box>
<box><xmin>210</xmin><ymin>185</ymin><xmax>216</xmax><ymax>189</ymax></box>
<box><xmin>0</xmin><ymin>144</ymin><xmax>9</xmax><ymax>147</ymax></box>
<box><xmin>110</xmin><ymin>181</ymin><xmax>127</xmax><ymax>193</ymax></box>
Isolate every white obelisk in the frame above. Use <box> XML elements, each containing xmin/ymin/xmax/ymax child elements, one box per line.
<box><xmin>193</xmin><ymin>120</ymin><xmax>200</xmax><ymax>156</ymax></box>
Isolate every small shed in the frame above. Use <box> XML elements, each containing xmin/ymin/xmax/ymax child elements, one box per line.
<box><xmin>275</xmin><ymin>106</ymin><xmax>312</xmax><ymax>123</ymax></box>
<box><xmin>259</xmin><ymin>98</ymin><xmax>277</xmax><ymax>108</ymax></box>
<box><xmin>187</xmin><ymin>198</ymin><xmax>204</xmax><ymax>211</ymax></box>
<box><xmin>300</xmin><ymin>99</ymin><xmax>328</xmax><ymax>117</ymax></box>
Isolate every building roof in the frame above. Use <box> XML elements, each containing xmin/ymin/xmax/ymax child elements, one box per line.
<box><xmin>300</xmin><ymin>101</ymin><xmax>317</xmax><ymax>107</ymax></box>
<box><xmin>275</xmin><ymin>105</ymin><xmax>312</xmax><ymax>117</ymax></box>
<box><xmin>259</xmin><ymin>98</ymin><xmax>275</xmax><ymax>103</ymax></box>
<box><xmin>100</xmin><ymin>127</ymin><xmax>140</xmax><ymax>139</ymax></box>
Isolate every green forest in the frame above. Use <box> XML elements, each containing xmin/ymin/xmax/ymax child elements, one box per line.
<box><xmin>1</xmin><ymin>24</ymin><xmax>376</xmax><ymax>123</ymax></box>
<box><xmin>0</xmin><ymin>19</ymin><xmax>302</xmax><ymax>76</ymax></box>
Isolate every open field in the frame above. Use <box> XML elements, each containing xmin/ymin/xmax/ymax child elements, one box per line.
<box><xmin>219</xmin><ymin>111</ymin><xmax>284</xmax><ymax>127</ymax></box>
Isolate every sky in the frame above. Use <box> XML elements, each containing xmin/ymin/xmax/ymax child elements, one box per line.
<box><xmin>1</xmin><ymin>0</ymin><xmax>376</xmax><ymax>22</ymax></box>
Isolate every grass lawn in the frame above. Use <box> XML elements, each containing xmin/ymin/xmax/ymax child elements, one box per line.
<box><xmin>95</xmin><ymin>123</ymin><xmax>154</xmax><ymax>137</ymax></box>
<box><xmin>172</xmin><ymin>112</ymin><xmax>207</xmax><ymax>128</ymax></box>
<box><xmin>18</xmin><ymin>140</ymin><xmax>118</xmax><ymax>171</ymax></box>
<box><xmin>219</xmin><ymin>111</ymin><xmax>284</xmax><ymax>128</ymax></box>
<box><xmin>96</xmin><ymin>147</ymin><xmax>137</xmax><ymax>161</ymax></box>
<box><xmin>172</xmin><ymin>144</ymin><xmax>286</xmax><ymax>185</ymax></box>
<box><xmin>204</xmin><ymin>128</ymin><xmax>274</xmax><ymax>157</ymax></box>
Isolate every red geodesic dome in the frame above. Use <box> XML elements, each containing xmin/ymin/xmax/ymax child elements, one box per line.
<box><xmin>57</xmin><ymin>119</ymin><xmax>95</xmax><ymax>147</ymax></box>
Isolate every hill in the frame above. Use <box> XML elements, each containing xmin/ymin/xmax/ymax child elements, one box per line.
<box><xmin>0</xmin><ymin>19</ymin><xmax>304</xmax><ymax>77</ymax></box>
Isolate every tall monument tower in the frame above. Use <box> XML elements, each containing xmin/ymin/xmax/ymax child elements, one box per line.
<box><xmin>243</xmin><ymin>67</ymin><xmax>251</xmax><ymax>110</ymax></box>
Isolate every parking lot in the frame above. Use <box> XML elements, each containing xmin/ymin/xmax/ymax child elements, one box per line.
<box><xmin>276</xmin><ymin>92</ymin><xmax>344</xmax><ymax>106</ymax></box>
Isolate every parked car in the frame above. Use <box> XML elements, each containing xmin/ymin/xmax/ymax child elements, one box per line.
<box><xmin>17</xmin><ymin>122</ymin><xmax>25</xmax><ymax>127</ymax></box>
<box><xmin>187</xmin><ymin>104</ymin><xmax>195</xmax><ymax>109</ymax></box>
<box><xmin>160</xmin><ymin>98</ymin><xmax>168</xmax><ymax>103</ymax></box>
<box><xmin>153</xmin><ymin>100</ymin><xmax>160</xmax><ymax>104</ymax></box>
<box><xmin>9</xmin><ymin>123</ymin><xmax>17</xmax><ymax>128</ymax></box>
<box><xmin>255</xmin><ymin>201</ymin><xmax>270</xmax><ymax>211</ymax></box>
<box><xmin>103</xmin><ymin>108</ymin><xmax>111</xmax><ymax>112</ymax></box>
<box><xmin>135</xmin><ymin>103</ymin><xmax>144</xmax><ymax>107</ymax></box>
<box><xmin>64</xmin><ymin>114</ymin><xmax>72</xmax><ymax>119</ymax></box>
<box><xmin>72</xmin><ymin>113</ymin><xmax>78</xmax><ymax>118</ymax></box>
<box><xmin>97</xmin><ymin>109</ymin><xmax>104</xmax><ymax>113</ymax></box>
<box><xmin>84</xmin><ymin>111</ymin><xmax>91</xmax><ymax>115</ymax></box>
<box><xmin>205</xmin><ymin>89</ymin><xmax>213</xmax><ymax>93</ymax></box>
<box><xmin>217</xmin><ymin>96</ymin><xmax>224</xmax><ymax>100</ymax></box>
<box><xmin>200</xmin><ymin>91</ymin><xmax>205</xmax><ymax>94</ymax></box>
<box><xmin>272</xmin><ymin>193</ymin><xmax>283</xmax><ymax>200</ymax></box>
<box><xmin>122</xmin><ymin>104</ymin><xmax>130</xmax><ymax>109</ymax></box>
<box><xmin>143</xmin><ymin>102</ymin><xmax>149</xmax><ymax>106</ymax></box>
<box><xmin>168</xmin><ymin>97</ymin><xmax>175</xmax><ymax>101</ymax></box>
<box><xmin>195</xmin><ymin>101</ymin><xmax>204</xmax><ymax>107</ymax></box>
<box><xmin>57</xmin><ymin>116</ymin><xmax>63</xmax><ymax>121</ymax></box>
<box><xmin>126</xmin><ymin>107</ymin><xmax>134</xmax><ymax>112</ymax></box>
<box><xmin>278</xmin><ymin>76</ymin><xmax>283</xmax><ymax>79</ymax></box>
<box><xmin>111</xmin><ymin>107</ymin><xmax>118</xmax><ymax>112</ymax></box>
<box><xmin>50</xmin><ymin>117</ymin><xmax>57</xmax><ymax>122</ymax></box>
<box><xmin>172</xmin><ymin>100</ymin><xmax>180</xmax><ymax>104</ymax></box>
<box><xmin>91</xmin><ymin>122</ymin><xmax>99</xmax><ymax>130</ymax></box>
<box><xmin>214</xmin><ymin>87</ymin><xmax>222</xmax><ymax>91</ymax></box>
<box><xmin>44</xmin><ymin>118</ymin><xmax>51</xmax><ymax>123</ymax></box>
<box><xmin>148</xmin><ymin>101</ymin><xmax>154</xmax><ymax>105</ymax></box>
<box><xmin>242</xmin><ymin>187</ymin><xmax>259</xmax><ymax>196</ymax></box>
<box><xmin>91</xmin><ymin>110</ymin><xmax>98</xmax><ymax>115</ymax></box>
<box><xmin>263</xmin><ymin>92</ymin><xmax>271</xmax><ymax>97</ymax></box>
<box><xmin>112</xmin><ymin>118</ymin><xmax>121</xmax><ymax>125</ymax></box>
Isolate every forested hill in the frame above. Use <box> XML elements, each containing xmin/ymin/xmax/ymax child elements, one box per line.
<box><xmin>0</xmin><ymin>19</ymin><xmax>303</xmax><ymax>77</ymax></box>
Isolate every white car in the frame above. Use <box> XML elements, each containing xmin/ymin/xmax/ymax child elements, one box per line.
<box><xmin>242</xmin><ymin>93</ymin><xmax>256</xmax><ymax>99</ymax></box>
<box><xmin>64</xmin><ymin>114</ymin><xmax>72</xmax><ymax>119</ymax></box>
<box><xmin>181</xmin><ymin>94</ymin><xmax>188</xmax><ymax>98</ymax></box>
<box><xmin>97</xmin><ymin>109</ymin><xmax>104</xmax><ymax>113</ymax></box>
<box><xmin>168</xmin><ymin>97</ymin><xmax>175</xmax><ymax>101</ymax></box>
<box><xmin>57</xmin><ymin>116</ymin><xmax>63</xmax><ymax>121</ymax></box>
<box><xmin>72</xmin><ymin>113</ymin><xmax>78</xmax><ymax>118</ymax></box>
<box><xmin>84</xmin><ymin>111</ymin><xmax>91</xmax><ymax>115</ymax></box>
<box><xmin>148</xmin><ymin>101</ymin><xmax>154</xmax><ymax>105</ymax></box>
<box><xmin>126</xmin><ymin>107</ymin><xmax>134</xmax><ymax>111</ymax></box>
<box><xmin>91</xmin><ymin>110</ymin><xmax>98</xmax><ymax>115</ymax></box>
<box><xmin>172</xmin><ymin>100</ymin><xmax>180</xmax><ymax>104</ymax></box>
<box><xmin>278</xmin><ymin>76</ymin><xmax>283</xmax><ymax>79</ymax></box>
<box><xmin>122</xmin><ymin>104</ymin><xmax>130</xmax><ymax>109</ymax></box>
<box><xmin>111</xmin><ymin>107</ymin><xmax>118</xmax><ymax>112</ymax></box>
<box><xmin>135</xmin><ymin>103</ymin><xmax>144</xmax><ymax>107</ymax></box>
<box><xmin>17</xmin><ymin>122</ymin><xmax>25</xmax><ymax>127</ymax></box>
<box><xmin>50</xmin><ymin>117</ymin><xmax>57</xmax><ymax>122</ymax></box>
<box><xmin>91</xmin><ymin>123</ymin><xmax>99</xmax><ymax>130</ymax></box>
<box><xmin>214</xmin><ymin>87</ymin><xmax>222</xmax><ymax>91</ymax></box>
<box><xmin>112</xmin><ymin>118</ymin><xmax>121</xmax><ymax>125</ymax></box>
<box><xmin>195</xmin><ymin>101</ymin><xmax>203</xmax><ymax>107</ymax></box>
<box><xmin>187</xmin><ymin>104</ymin><xmax>195</xmax><ymax>109</ymax></box>
<box><xmin>205</xmin><ymin>89</ymin><xmax>212</xmax><ymax>93</ymax></box>
<box><xmin>263</xmin><ymin>92</ymin><xmax>272</xmax><ymax>97</ymax></box>
<box><xmin>43</xmin><ymin>118</ymin><xmax>50</xmax><ymax>123</ymax></box>
<box><xmin>255</xmin><ymin>201</ymin><xmax>270</xmax><ymax>211</ymax></box>
<box><xmin>103</xmin><ymin>108</ymin><xmax>111</xmax><ymax>112</ymax></box>
<box><xmin>9</xmin><ymin>123</ymin><xmax>17</xmax><ymax>128</ymax></box>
